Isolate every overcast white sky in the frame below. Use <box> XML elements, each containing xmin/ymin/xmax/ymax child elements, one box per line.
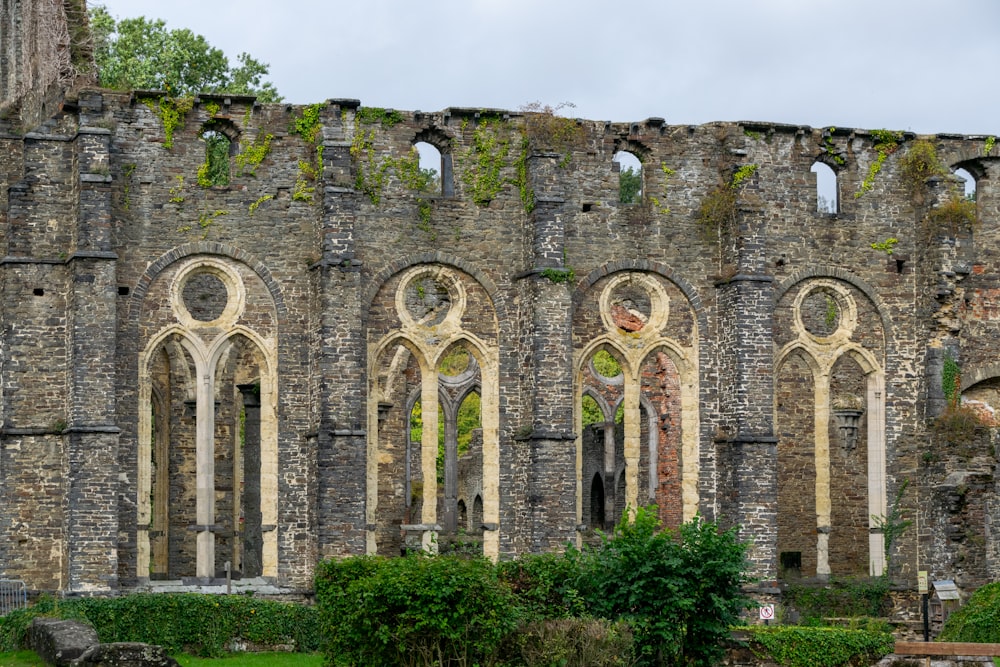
<box><xmin>93</xmin><ymin>0</ymin><xmax>1000</xmax><ymax>136</ymax></box>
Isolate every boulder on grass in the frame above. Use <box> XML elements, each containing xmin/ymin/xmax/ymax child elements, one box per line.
<box><xmin>28</xmin><ymin>617</ymin><xmax>100</xmax><ymax>666</ymax></box>
<box><xmin>70</xmin><ymin>642</ymin><xmax>180</xmax><ymax>667</ymax></box>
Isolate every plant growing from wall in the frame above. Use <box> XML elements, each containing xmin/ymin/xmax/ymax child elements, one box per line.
<box><xmin>461</xmin><ymin>117</ymin><xmax>514</xmax><ymax>207</ymax></box>
<box><xmin>168</xmin><ymin>174</ymin><xmax>185</xmax><ymax>204</ymax></box>
<box><xmin>642</xmin><ymin>162</ymin><xmax>676</xmax><ymax>214</ymax></box>
<box><xmin>290</xmin><ymin>103</ymin><xmax>325</xmax><ymax>204</ymax></box>
<box><xmin>121</xmin><ymin>163</ymin><xmax>136</xmax><ymax>210</ymax></box>
<box><xmin>942</xmin><ymin>352</ymin><xmax>961</xmax><ymax>406</ymax></box>
<box><xmin>871</xmin><ymin>478</ymin><xmax>912</xmax><ymax>575</ymax></box>
<box><xmin>854</xmin><ymin>129</ymin><xmax>902</xmax><ymax>198</ymax></box>
<box><xmin>928</xmin><ymin>195</ymin><xmax>978</xmax><ymax>235</ymax></box>
<box><xmin>696</xmin><ymin>164</ymin><xmax>758</xmax><ymax>242</ymax></box>
<box><xmin>234</xmin><ymin>132</ymin><xmax>273</xmax><ymax>177</ymax></box>
<box><xmin>141</xmin><ymin>95</ymin><xmax>194</xmax><ymax>149</ymax></box>
<box><xmin>196</xmin><ymin>208</ymin><xmax>228</xmax><ymax>239</ymax></box>
<box><xmin>541</xmin><ymin>267</ymin><xmax>575</xmax><ymax>284</ymax></box>
<box><xmin>203</xmin><ymin>100</ymin><xmax>221</xmax><ymax>117</ymax></box>
<box><xmin>248</xmin><ymin>194</ymin><xmax>273</xmax><ymax>215</ymax></box>
<box><xmin>985</xmin><ymin>136</ymin><xmax>996</xmax><ymax>156</ymax></box>
<box><xmin>822</xmin><ymin>128</ymin><xmax>846</xmax><ymax>166</ymax></box>
<box><xmin>520</xmin><ymin>101</ymin><xmax>583</xmax><ymax>168</ymax></box>
<box><xmin>898</xmin><ymin>139</ymin><xmax>946</xmax><ymax>197</ymax></box>
<box><xmin>355</xmin><ymin>106</ymin><xmax>404</xmax><ymax>128</ymax></box>
<box><xmin>870</xmin><ymin>237</ymin><xmax>898</xmax><ymax>255</ymax></box>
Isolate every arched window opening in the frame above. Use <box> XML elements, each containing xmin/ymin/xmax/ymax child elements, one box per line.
<box><xmin>456</xmin><ymin>391</ymin><xmax>481</xmax><ymax>460</ymax></box>
<box><xmin>811</xmin><ymin>161</ymin><xmax>838</xmax><ymax>214</ymax></box>
<box><xmin>199</xmin><ymin>128</ymin><xmax>231</xmax><ymax>187</ymax></box>
<box><xmin>589</xmin><ymin>473</ymin><xmax>606</xmax><ymax>529</ymax></box>
<box><xmin>955</xmin><ymin>167</ymin><xmax>976</xmax><ymax>201</ymax></box>
<box><xmin>414</xmin><ymin>141</ymin><xmax>444</xmax><ymax>195</ymax></box>
<box><xmin>614</xmin><ymin>150</ymin><xmax>642</xmax><ymax>204</ymax></box>
<box><xmin>582</xmin><ymin>394</ymin><xmax>603</xmax><ymax>427</ymax></box>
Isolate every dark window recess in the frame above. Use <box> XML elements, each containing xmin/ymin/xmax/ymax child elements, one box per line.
<box><xmin>33</xmin><ymin>288</ymin><xmax>44</xmax><ymax>296</ymax></box>
<box><xmin>582</xmin><ymin>203</ymin><xmax>593</xmax><ymax>212</ymax></box>
<box><xmin>779</xmin><ymin>551</ymin><xmax>802</xmax><ymax>571</ymax></box>
<box><xmin>118</xmin><ymin>286</ymin><xmax>131</xmax><ymax>296</ymax></box>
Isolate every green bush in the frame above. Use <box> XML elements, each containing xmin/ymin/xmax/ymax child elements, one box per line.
<box><xmin>939</xmin><ymin>581</ymin><xmax>1000</xmax><ymax>642</ymax></box>
<box><xmin>0</xmin><ymin>594</ymin><xmax>319</xmax><ymax>657</ymax></box>
<box><xmin>783</xmin><ymin>577</ymin><xmax>890</xmax><ymax>623</ymax></box>
<box><xmin>509</xmin><ymin>617</ymin><xmax>635</xmax><ymax>667</ymax></box>
<box><xmin>573</xmin><ymin>508</ymin><xmax>751</xmax><ymax>667</ymax></box>
<box><xmin>316</xmin><ymin>554</ymin><xmax>520</xmax><ymax>667</ymax></box>
<box><xmin>496</xmin><ymin>552</ymin><xmax>584</xmax><ymax>621</ymax></box>
<box><xmin>740</xmin><ymin>625</ymin><xmax>894</xmax><ymax>667</ymax></box>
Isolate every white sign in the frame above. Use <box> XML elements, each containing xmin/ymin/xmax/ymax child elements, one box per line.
<box><xmin>918</xmin><ymin>571</ymin><xmax>928</xmax><ymax>595</ymax></box>
<box><xmin>759</xmin><ymin>604</ymin><xmax>775</xmax><ymax>620</ymax></box>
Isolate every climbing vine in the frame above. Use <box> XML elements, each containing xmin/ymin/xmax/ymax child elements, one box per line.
<box><xmin>648</xmin><ymin>163</ymin><xmax>676</xmax><ymax>214</ymax></box>
<box><xmin>142</xmin><ymin>96</ymin><xmax>194</xmax><ymax>149</ymax></box>
<box><xmin>168</xmin><ymin>174</ymin><xmax>185</xmax><ymax>204</ymax></box>
<box><xmin>898</xmin><ymin>139</ymin><xmax>946</xmax><ymax>196</ymax></box>
<box><xmin>942</xmin><ymin>352</ymin><xmax>961</xmax><ymax>406</ymax></box>
<box><xmin>235</xmin><ymin>133</ymin><xmax>273</xmax><ymax>177</ymax></box>
<box><xmin>248</xmin><ymin>194</ymin><xmax>273</xmax><ymax>216</ymax></box>
<box><xmin>288</xmin><ymin>103</ymin><xmax>326</xmax><ymax>203</ymax></box>
<box><xmin>121</xmin><ymin>163</ymin><xmax>136</xmax><ymax>210</ymax></box>
<box><xmin>985</xmin><ymin>136</ymin><xmax>996</xmax><ymax>156</ymax></box>
<box><xmin>822</xmin><ymin>128</ymin><xmax>846</xmax><ymax>166</ymax></box>
<box><xmin>696</xmin><ymin>164</ymin><xmax>758</xmax><ymax>242</ymax></box>
<box><xmin>355</xmin><ymin>106</ymin><xmax>404</xmax><ymax>128</ymax></box>
<box><xmin>854</xmin><ymin>129</ymin><xmax>902</xmax><ymax>198</ymax></box>
<box><xmin>461</xmin><ymin>117</ymin><xmax>514</xmax><ymax>207</ymax></box>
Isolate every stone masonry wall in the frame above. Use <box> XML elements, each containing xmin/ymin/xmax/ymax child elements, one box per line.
<box><xmin>1</xmin><ymin>90</ymin><xmax>999</xmax><ymax>594</ymax></box>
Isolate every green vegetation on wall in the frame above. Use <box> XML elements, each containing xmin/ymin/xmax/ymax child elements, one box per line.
<box><xmin>854</xmin><ymin>129</ymin><xmax>902</xmax><ymax>198</ymax></box>
<box><xmin>142</xmin><ymin>95</ymin><xmax>194</xmax><ymax>149</ymax></box>
<box><xmin>697</xmin><ymin>164</ymin><xmax>758</xmax><ymax>242</ymax></box>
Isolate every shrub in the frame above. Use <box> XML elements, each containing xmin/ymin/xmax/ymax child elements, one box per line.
<box><xmin>784</xmin><ymin>577</ymin><xmax>889</xmax><ymax>623</ymax></box>
<box><xmin>573</xmin><ymin>508</ymin><xmax>751</xmax><ymax>667</ymax></box>
<box><xmin>496</xmin><ymin>552</ymin><xmax>584</xmax><ymax>621</ymax></box>
<box><xmin>316</xmin><ymin>554</ymin><xmax>519</xmax><ymax>667</ymax></box>
<box><xmin>510</xmin><ymin>617</ymin><xmax>636</xmax><ymax>667</ymax></box>
<box><xmin>939</xmin><ymin>581</ymin><xmax>1000</xmax><ymax>642</ymax></box>
<box><xmin>0</xmin><ymin>594</ymin><xmax>319</xmax><ymax>657</ymax></box>
<box><xmin>740</xmin><ymin>625</ymin><xmax>895</xmax><ymax>667</ymax></box>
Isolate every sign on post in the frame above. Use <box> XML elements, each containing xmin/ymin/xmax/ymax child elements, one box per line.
<box><xmin>918</xmin><ymin>571</ymin><xmax>928</xmax><ymax>595</ymax></box>
<box><xmin>759</xmin><ymin>604</ymin><xmax>775</xmax><ymax>621</ymax></box>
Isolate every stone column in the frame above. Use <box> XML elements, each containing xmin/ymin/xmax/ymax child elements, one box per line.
<box><xmin>316</xmin><ymin>110</ymin><xmax>368</xmax><ymax>558</ymax></box>
<box><xmin>714</xmin><ymin>167</ymin><xmax>778</xmax><ymax>583</ymax></box>
<box><xmin>65</xmin><ymin>124</ymin><xmax>120</xmax><ymax>592</ymax></box>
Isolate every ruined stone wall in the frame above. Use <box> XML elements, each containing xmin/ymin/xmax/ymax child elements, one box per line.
<box><xmin>1</xmin><ymin>90</ymin><xmax>998</xmax><ymax>594</ymax></box>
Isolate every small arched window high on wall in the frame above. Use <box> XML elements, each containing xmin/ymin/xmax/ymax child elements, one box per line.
<box><xmin>199</xmin><ymin>126</ymin><xmax>232</xmax><ymax>187</ymax></box>
<box><xmin>955</xmin><ymin>167</ymin><xmax>976</xmax><ymax>200</ymax></box>
<box><xmin>614</xmin><ymin>150</ymin><xmax>642</xmax><ymax>203</ymax></box>
<box><xmin>811</xmin><ymin>161</ymin><xmax>838</xmax><ymax>214</ymax></box>
<box><xmin>414</xmin><ymin>141</ymin><xmax>452</xmax><ymax>196</ymax></box>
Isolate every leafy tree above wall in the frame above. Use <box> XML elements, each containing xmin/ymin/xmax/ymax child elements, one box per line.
<box><xmin>88</xmin><ymin>5</ymin><xmax>282</xmax><ymax>101</ymax></box>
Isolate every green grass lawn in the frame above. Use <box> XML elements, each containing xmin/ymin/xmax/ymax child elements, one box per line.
<box><xmin>0</xmin><ymin>651</ymin><xmax>324</xmax><ymax>667</ymax></box>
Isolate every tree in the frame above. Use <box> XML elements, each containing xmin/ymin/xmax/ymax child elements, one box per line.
<box><xmin>88</xmin><ymin>6</ymin><xmax>281</xmax><ymax>102</ymax></box>
<box><xmin>620</xmin><ymin>166</ymin><xmax>642</xmax><ymax>203</ymax></box>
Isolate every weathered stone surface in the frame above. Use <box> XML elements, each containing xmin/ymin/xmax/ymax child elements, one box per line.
<box><xmin>70</xmin><ymin>643</ymin><xmax>180</xmax><ymax>667</ymax></box>
<box><xmin>1</xmin><ymin>17</ymin><xmax>999</xmax><ymax>605</ymax></box>
<box><xmin>29</xmin><ymin>617</ymin><xmax>99</xmax><ymax>667</ymax></box>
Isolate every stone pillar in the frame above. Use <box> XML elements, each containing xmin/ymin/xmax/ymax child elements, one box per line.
<box><xmin>526</xmin><ymin>152</ymin><xmax>576</xmax><ymax>550</ymax></box>
<box><xmin>65</xmin><ymin>124</ymin><xmax>120</xmax><ymax>592</ymax></box>
<box><xmin>316</xmin><ymin>112</ymin><xmax>368</xmax><ymax>558</ymax></box>
<box><xmin>714</xmin><ymin>167</ymin><xmax>778</xmax><ymax>583</ymax></box>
